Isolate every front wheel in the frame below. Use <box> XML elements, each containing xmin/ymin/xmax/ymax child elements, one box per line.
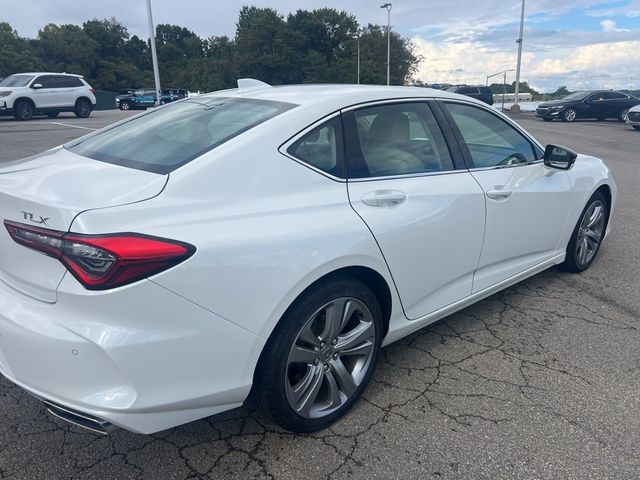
<box><xmin>119</xmin><ymin>101</ymin><xmax>130</xmax><ymax>111</ymax></box>
<box><xmin>253</xmin><ymin>277</ymin><xmax>383</xmax><ymax>432</ymax></box>
<box><xmin>13</xmin><ymin>100</ymin><xmax>34</xmax><ymax>121</ymax></box>
<box><xmin>562</xmin><ymin>192</ymin><xmax>608</xmax><ymax>273</ymax></box>
<box><xmin>619</xmin><ymin>109</ymin><xmax>629</xmax><ymax>122</ymax></box>
<box><xmin>74</xmin><ymin>99</ymin><xmax>92</xmax><ymax>118</ymax></box>
<box><xmin>562</xmin><ymin>108</ymin><xmax>576</xmax><ymax>122</ymax></box>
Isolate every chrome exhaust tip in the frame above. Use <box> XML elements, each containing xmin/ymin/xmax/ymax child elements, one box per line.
<box><xmin>44</xmin><ymin>401</ymin><xmax>118</xmax><ymax>435</ymax></box>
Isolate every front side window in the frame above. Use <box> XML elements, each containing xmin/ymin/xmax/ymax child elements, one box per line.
<box><xmin>347</xmin><ymin>102</ymin><xmax>454</xmax><ymax>178</ymax></box>
<box><xmin>34</xmin><ymin>76</ymin><xmax>57</xmax><ymax>88</ymax></box>
<box><xmin>67</xmin><ymin>97</ymin><xmax>295</xmax><ymax>174</ymax></box>
<box><xmin>288</xmin><ymin>116</ymin><xmax>343</xmax><ymax>177</ymax></box>
<box><xmin>445</xmin><ymin>102</ymin><xmax>537</xmax><ymax>168</ymax></box>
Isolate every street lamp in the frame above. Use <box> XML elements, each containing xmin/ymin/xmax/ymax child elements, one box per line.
<box><xmin>380</xmin><ymin>3</ymin><xmax>392</xmax><ymax>86</ymax></box>
<box><xmin>146</xmin><ymin>0</ymin><xmax>162</xmax><ymax>107</ymax></box>
<box><xmin>354</xmin><ymin>29</ymin><xmax>362</xmax><ymax>84</ymax></box>
<box><xmin>513</xmin><ymin>0</ymin><xmax>526</xmax><ymax>111</ymax></box>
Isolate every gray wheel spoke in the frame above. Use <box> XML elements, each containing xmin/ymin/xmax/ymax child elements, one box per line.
<box><xmin>587</xmin><ymin>206</ymin><xmax>603</xmax><ymax>228</ymax></box>
<box><xmin>323</xmin><ymin>371</ymin><xmax>343</xmax><ymax>410</ymax></box>
<box><xmin>339</xmin><ymin>340</ymin><xmax>374</xmax><ymax>358</ymax></box>
<box><xmin>578</xmin><ymin>237</ymin><xmax>589</xmax><ymax>264</ymax></box>
<box><xmin>298</xmin><ymin>322</ymin><xmax>322</xmax><ymax>348</ymax></box>
<box><xmin>289</xmin><ymin>345</ymin><xmax>318</xmax><ymax>365</ymax></box>
<box><xmin>292</xmin><ymin>365</ymin><xmax>324</xmax><ymax>415</ymax></box>
<box><xmin>320</xmin><ymin>298</ymin><xmax>355</xmax><ymax>342</ymax></box>
<box><xmin>586</xmin><ymin>229</ymin><xmax>602</xmax><ymax>243</ymax></box>
<box><xmin>336</xmin><ymin>321</ymin><xmax>375</xmax><ymax>354</ymax></box>
<box><xmin>330</xmin><ymin>358</ymin><xmax>357</xmax><ymax>397</ymax></box>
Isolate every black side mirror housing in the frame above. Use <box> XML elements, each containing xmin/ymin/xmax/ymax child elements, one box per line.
<box><xmin>543</xmin><ymin>144</ymin><xmax>578</xmax><ymax>170</ymax></box>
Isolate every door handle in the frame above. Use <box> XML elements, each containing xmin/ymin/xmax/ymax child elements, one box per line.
<box><xmin>361</xmin><ymin>190</ymin><xmax>407</xmax><ymax>207</ymax></box>
<box><xmin>486</xmin><ymin>189</ymin><xmax>513</xmax><ymax>200</ymax></box>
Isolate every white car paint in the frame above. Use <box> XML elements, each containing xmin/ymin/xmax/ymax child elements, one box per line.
<box><xmin>0</xmin><ymin>84</ymin><xmax>616</xmax><ymax>433</ymax></box>
<box><xmin>627</xmin><ymin>104</ymin><xmax>640</xmax><ymax>129</ymax></box>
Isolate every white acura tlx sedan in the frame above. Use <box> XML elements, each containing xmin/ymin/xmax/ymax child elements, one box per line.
<box><xmin>0</xmin><ymin>80</ymin><xmax>616</xmax><ymax>434</ymax></box>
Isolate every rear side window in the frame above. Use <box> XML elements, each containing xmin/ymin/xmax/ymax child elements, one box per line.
<box><xmin>67</xmin><ymin>97</ymin><xmax>295</xmax><ymax>174</ymax></box>
<box><xmin>288</xmin><ymin>116</ymin><xmax>343</xmax><ymax>177</ymax></box>
<box><xmin>56</xmin><ymin>76</ymin><xmax>84</xmax><ymax>88</ymax></box>
<box><xmin>347</xmin><ymin>102</ymin><xmax>454</xmax><ymax>178</ymax></box>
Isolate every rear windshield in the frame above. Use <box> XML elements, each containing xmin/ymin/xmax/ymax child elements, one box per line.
<box><xmin>0</xmin><ymin>74</ymin><xmax>35</xmax><ymax>87</ymax></box>
<box><xmin>67</xmin><ymin>97</ymin><xmax>295</xmax><ymax>174</ymax></box>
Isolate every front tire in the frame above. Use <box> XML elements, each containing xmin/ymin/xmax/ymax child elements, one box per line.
<box><xmin>619</xmin><ymin>109</ymin><xmax>629</xmax><ymax>122</ymax></box>
<box><xmin>13</xmin><ymin>100</ymin><xmax>34</xmax><ymax>121</ymax></box>
<box><xmin>253</xmin><ymin>277</ymin><xmax>383</xmax><ymax>432</ymax></box>
<box><xmin>119</xmin><ymin>101</ymin><xmax>130</xmax><ymax>111</ymax></box>
<box><xmin>74</xmin><ymin>99</ymin><xmax>92</xmax><ymax>118</ymax></box>
<box><xmin>562</xmin><ymin>192</ymin><xmax>608</xmax><ymax>273</ymax></box>
<box><xmin>562</xmin><ymin>108</ymin><xmax>576</xmax><ymax>122</ymax></box>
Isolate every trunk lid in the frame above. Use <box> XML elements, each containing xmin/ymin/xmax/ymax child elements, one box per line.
<box><xmin>0</xmin><ymin>147</ymin><xmax>167</xmax><ymax>302</ymax></box>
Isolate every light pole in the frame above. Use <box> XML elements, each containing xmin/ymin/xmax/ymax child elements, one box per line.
<box><xmin>513</xmin><ymin>0</ymin><xmax>526</xmax><ymax>111</ymax></box>
<box><xmin>146</xmin><ymin>0</ymin><xmax>162</xmax><ymax>107</ymax></box>
<box><xmin>355</xmin><ymin>29</ymin><xmax>361</xmax><ymax>84</ymax></box>
<box><xmin>380</xmin><ymin>3</ymin><xmax>392</xmax><ymax>86</ymax></box>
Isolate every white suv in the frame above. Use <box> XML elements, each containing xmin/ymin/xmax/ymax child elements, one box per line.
<box><xmin>0</xmin><ymin>72</ymin><xmax>96</xmax><ymax>121</ymax></box>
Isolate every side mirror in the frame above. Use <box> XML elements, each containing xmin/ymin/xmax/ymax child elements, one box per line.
<box><xmin>31</xmin><ymin>83</ymin><xmax>43</xmax><ymax>89</ymax></box>
<box><xmin>544</xmin><ymin>144</ymin><xmax>577</xmax><ymax>170</ymax></box>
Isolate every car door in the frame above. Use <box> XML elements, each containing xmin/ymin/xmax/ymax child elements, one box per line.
<box><xmin>29</xmin><ymin>75</ymin><xmax>59</xmax><ymax>109</ymax></box>
<box><xmin>603</xmin><ymin>92</ymin><xmax>629</xmax><ymax>118</ymax></box>
<box><xmin>583</xmin><ymin>92</ymin><xmax>606</xmax><ymax>119</ymax></box>
<box><xmin>55</xmin><ymin>76</ymin><xmax>82</xmax><ymax>107</ymax></box>
<box><xmin>441</xmin><ymin>101</ymin><xmax>575</xmax><ymax>292</ymax></box>
<box><xmin>344</xmin><ymin>101</ymin><xmax>486</xmax><ymax>320</ymax></box>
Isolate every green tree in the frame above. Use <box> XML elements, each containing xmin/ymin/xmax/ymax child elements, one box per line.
<box><xmin>0</xmin><ymin>22</ymin><xmax>41</xmax><ymax>77</ymax></box>
<box><xmin>33</xmin><ymin>24</ymin><xmax>97</xmax><ymax>76</ymax></box>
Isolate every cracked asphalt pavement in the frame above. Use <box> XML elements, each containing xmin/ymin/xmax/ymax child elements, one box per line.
<box><xmin>1</xmin><ymin>111</ymin><xmax>639</xmax><ymax>479</ymax></box>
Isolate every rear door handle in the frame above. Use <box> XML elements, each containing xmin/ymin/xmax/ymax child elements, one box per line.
<box><xmin>486</xmin><ymin>189</ymin><xmax>513</xmax><ymax>200</ymax></box>
<box><xmin>361</xmin><ymin>190</ymin><xmax>407</xmax><ymax>207</ymax></box>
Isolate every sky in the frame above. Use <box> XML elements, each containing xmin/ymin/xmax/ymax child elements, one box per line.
<box><xmin>2</xmin><ymin>0</ymin><xmax>640</xmax><ymax>92</ymax></box>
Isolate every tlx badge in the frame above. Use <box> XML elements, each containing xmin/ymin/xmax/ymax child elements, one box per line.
<box><xmin>21</xmin><ymin>211</ymin><xmax>49</xmax><ymax>226</ymax></box>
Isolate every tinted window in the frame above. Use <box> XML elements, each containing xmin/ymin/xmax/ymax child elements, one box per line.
<box><xmin>348</xmin><ymin>102</ymin><xmax>454</xmax><ymax>178</ymax></box>
<box><xmin>288</xmin><ymin>117</ymin><xmax>343</xmax><ymax>177</ymax></box>
<box><xmin>445</xmin><ymin>103</ymin><xmax>536</xmax><ymax>168</ymax></box>
<box><xmin>604</xmin><ymin>92</ymin><xmax>627</xmax><ymax>100</ymax></box>
<box><xmin>56</xmin><ymin>76</ymin><xmax>83</xmax><ymax>88</ymax></box>
<box><xmin>67</xmin><ymin>97</ymin><xmax>295</xmax><ymax>174</ymax></box>
<box><xmin>0</xmin><ymin>74</ymin><xmax>34</xmax><ymax>87</ymax></box>
<box><xmin>35</xmin><ymin>76</ymin><xmax>57</xmax><ymax>88</ymax></box>
<box><xmin>457</xmin><ymin>87</ymin><xmax>479</xmax><ymax>95</ymax></box>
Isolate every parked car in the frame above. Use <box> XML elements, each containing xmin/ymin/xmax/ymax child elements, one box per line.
<box><xmin>116</xmin><ymin>89</ymin><xmax>177</xmax><ymax>110</ymax></box>
<box><xmin>0</xmin><ymin>81</ymin><xmax>615</xmax><ymax>435</ymax></box>
<box><xmin>626</xmin><ymin>104</ymin><xmax>640</xmax><ymax>130</ymax></box>
<box><xmin>0</xmin><ymin>72</ymin><xmax>96</xmax><ymax>120</ymax></box>
<box><xmin>536</xmin><ymin>90</ymin><xmax>640</xmax><ymax>122</ymax></box>
<box><xmin>446</xmin><ymin>85</ymin><xmax>494</xmax><ymax>105</ymax></box>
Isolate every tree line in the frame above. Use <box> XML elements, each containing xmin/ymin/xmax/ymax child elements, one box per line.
<box><xmin>0</xmin><ymin>7</ymin><xmax>419</xmax><ymax>92</ymax></box>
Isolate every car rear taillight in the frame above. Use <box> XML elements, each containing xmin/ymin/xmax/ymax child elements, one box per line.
<box><xmin>89</xmin><ymin>87</ymin><xmax>96</xmax><ymax>94</ymax></box>
<box><xmin>4</xmin><ymin>221</ymin><xmax>195</xmax><ymax>290</ymax></box>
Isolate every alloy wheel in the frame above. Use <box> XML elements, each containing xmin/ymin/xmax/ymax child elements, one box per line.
<box><xmin>575</xmin><ymin>200</ymin><xmax>605</xmax><ymax>267</ymax></box>
<box><xmin>285</xmin><ymin>297</ymin><xmax>376</xmax><ymax>419</ymax></box>
<box><xmin>563</xmin><ymin>109</ymin><xmax>576</xmax><ymax>122</ymax></box>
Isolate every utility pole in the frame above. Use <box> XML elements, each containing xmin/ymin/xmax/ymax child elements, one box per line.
<box><xmin>146</xmin><ymin>0</ymin><xmax>162</xmax><ymax>107</ymax></box>
<box><xmin>380</xmin><ymin>3</ymin><xmax>392</xmax><ymax>85</ymax></box>
<box><xmin>513</xmin><ymin>0</ymin><xmax>526</xmax><ymax>111</ymax></box>
<box><xmin>356</xmin><ymin>30</ymin><xmax>361</xmax><ymax>84</ymax></box>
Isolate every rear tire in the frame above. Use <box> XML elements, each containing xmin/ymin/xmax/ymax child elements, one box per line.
<box><xmin>13</xmin><ymin>100</ymin><xmax>34</xmax><ymax>121</ymax></box>
<box><xmin>561</xmin><ymin>191</ymin><xmax>608</xmax><ymax>273</ymax></box>
<box><xmin>253</xmin><ymin>277</ymin><xmax>383</xmax><ymax>432</ymax></box>
<box><xmin>74</xmin><ymin>99</ymin><xmax>92</xmax><ymax>118</ymax></box>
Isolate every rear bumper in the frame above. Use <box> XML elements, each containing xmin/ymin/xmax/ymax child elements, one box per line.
<box><xmin>0</xmin><ymin>276</ymin><xmax>264</xmax><ymax>433</ymax></box>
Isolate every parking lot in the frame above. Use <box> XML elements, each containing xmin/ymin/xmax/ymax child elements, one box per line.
<box><xmin>0</xmin><ymin>110</ymin><xmax>639</xmax><ymax>479</ymax></box>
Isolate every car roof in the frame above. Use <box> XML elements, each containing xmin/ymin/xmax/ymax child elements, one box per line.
<box><xmin>12</xmin><ymin>72</ymin><xmax>84</xmax><ymax>78</ymax></box>
<box><xmin>203</xmin><ymin>83</ymin><xmax>475</xmax><ymax>110</ymax></box>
